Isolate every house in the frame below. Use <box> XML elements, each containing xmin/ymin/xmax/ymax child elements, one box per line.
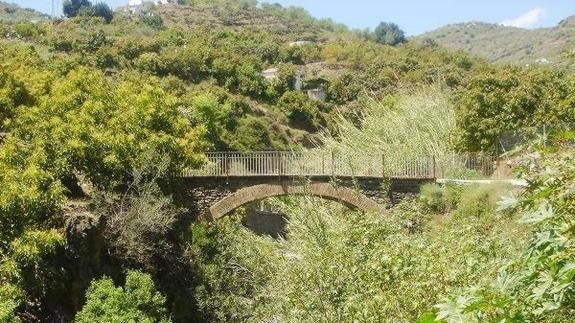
<box><xmin>261</xmin><ymin>68</ymin><xmax>279</xmax><ymax>80</ymax></box>
<box><xmin>261</xmin><ymin>65</ymin><xmax>328</xmax><ymax>101</ymax></box>
<box><xmin>127</xmin><ymin>0</ymin><xmax>144</xmax><ymax>15</ymax></box>
<box><xmin>289</xmin><ymin>40</ymin><xmax>312</xmax><ymax>47</ymax></box>
<box><xmin>306</xmin><ymin>88</ymin><xmax>327</xmax><ymax>101</ymax></box>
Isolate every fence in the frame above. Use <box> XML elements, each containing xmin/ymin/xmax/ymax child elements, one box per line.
<box><xmin>183</xmin><ymin>151</ymin><xmax>497</xmax><ymax>179</ymax></box>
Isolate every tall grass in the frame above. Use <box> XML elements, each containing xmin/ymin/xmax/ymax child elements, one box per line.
<box><xmin>319</xmin><ymin>89</ymin><xmax>458</xmax><ymax>161</ymax></box>
<box><xmin>188</xmin><ymin>191</ymin><xmax>527</xmax><ymax>322</ymax></box>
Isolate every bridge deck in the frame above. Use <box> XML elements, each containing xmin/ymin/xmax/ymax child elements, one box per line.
<box><xmin>183</xmin><ymin>151</ymin><xmax>495</xmax><ymax>179</ymax></box>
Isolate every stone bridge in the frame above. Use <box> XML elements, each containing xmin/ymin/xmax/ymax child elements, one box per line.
<box><xmin>177</xmin><ymin>151</ymin><xmax>493</xmax><ymax>220</ymax></box>
<box><xmin>174</xmin><ymin>151</ymin><xmax>488</xmax><ymax>219</ymax></box>
<box><xmin>181</xmin><ymin>176</ymin><xmax>431</xmax><ymax>220</ymax></box>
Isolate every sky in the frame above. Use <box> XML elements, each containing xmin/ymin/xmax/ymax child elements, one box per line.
<box><xmin>8</xmin><ymin>0</ymin><xmax>575</xmax><ymax>35</ymax></box>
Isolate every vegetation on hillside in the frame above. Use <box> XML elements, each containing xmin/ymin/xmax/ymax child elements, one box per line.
<box><xmin>0</xmin><ymin>2</ymin><xmax>49</xmax><ymax>23</ymax></box>
<box><xmin>418</xmin><ymin>17</ymin><xmax>575</xmax><ymax>66</ymax></box>
<box><xmin>188</xmin><ymin>187</ymin><xmax>527</xmax><ymax>321</ymax></box>
<box><xmin>0</xmin><ymin>0</ymin><xmax>574</xmax><ymax>322</ymax></box>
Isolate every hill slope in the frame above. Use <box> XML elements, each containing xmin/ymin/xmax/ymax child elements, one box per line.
<box><xmin>0</xmin><ymin>1</ymin><xmax>50</xmax><ymax>23</ymax></box>
<box><xmin>417</xmin><ymin>16</ymin><xmax>575</xmax><ymax>66</ymax></box>
<box><xmin>0</xmin><ymin>1</ymin><xmax>490</xmax><ymax>152</ymax></box>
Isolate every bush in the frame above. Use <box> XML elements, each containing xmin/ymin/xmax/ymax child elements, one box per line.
<box><xmin>81</xmin><ymin>3</ymin><xmax>113</xmax><ymax>24</ymax></box>
<box><xmin>420</xmin><ymin>183</ymin><xmax>465</xmax><ymax>213</ymax></box>
<box><xmin>419</xmin><ymin>183</ymin><xmax>446</xmax><ymax>213</ymax></box>
<box><xmin>10</xmin><ymin>68</ymin><xmax>207</xmax><ymax>188</ymax></box>
<box><xmin>435</xmin><ymin>150</ymin><xmax>575</xmax><ymax>321</ymax></box>
<box><xmin>75</xmin><ymin>270</ymin><xmax>170</xmax><ymax>323</ymax></box>
<box><xmin>99</xmin><ymin>154</ymin><xmax>181</xmax><ymax>270</ymax></box>
<box><xmin>278</xmin><ymin>91</ymin><xmax>323</xmax><ymax>131</ymax></box>
<box><xmin>190</xmin><ymin>193</ymin><xmax>526</xmax><ymax>321</ymax></box>
<box><xmin>0</xmin><ymin>284</ymin><xmax>24</xmax><ymax>323</ymax></box>
<box><xmin>453</xmin><ymin>184</ymin><xmax>506</xmax><ymax>219</ymax></box>
<box><xmin>224</xmin><ymin>116</ymin><xmax>275</xmax><ymax>151</ymax></box>
<box><xmin>141</xmin><ymin>15</ymin><xmax>164</xmax><ymax>30</ymax></box>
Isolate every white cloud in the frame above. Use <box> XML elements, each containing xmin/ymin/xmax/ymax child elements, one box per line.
<box><xmin>501</xmin><ymin>7</ymin><xmax>546</xmax><ymax>28</ymax></box>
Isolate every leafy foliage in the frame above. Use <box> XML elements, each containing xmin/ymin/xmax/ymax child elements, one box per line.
<box><xmin>75</xmin><ymin>270</ymin><xmax>170</xmax><ymax>323</ymax></box>
<box><xmin>10</xmin><ymin>67</ymin><xmax>206</xmax><ymax>188</ymax></box>
<box><xmin>434</xmin><ymin>149</ymin><xmax>575</xmax><ymax>321</ymax></box>
<box><xmin>455</xmin><ymin>66</ymin><xmax>573</xmax><ymax>152</ymax></box>
<box><xmin>63</xmin><ymin>0</ymin><xmax>91</xmax><ymax>18</ymax></box>
<box><xmin>189</xmin><ymin>189</ymin><xmax>526</xmax><ymax>322</ymax></box>
<box><xmin>98</xmin><ymin>154</ymin><xmax>182</xmax><ymax>270</ymax></box>
<box><xmin>374</xmin><ymin>22</ymin><xmax>407</xmax><ymax>45</ymax></box>
<box><xmin>319</xmin><ymin>89</ymin><xmax>458</xmax><ymax>162</ymax></box>
<box><xmin>0</xmin><ymin>1</ymin><xmax>574</xmax><ymax>322</ymax></box>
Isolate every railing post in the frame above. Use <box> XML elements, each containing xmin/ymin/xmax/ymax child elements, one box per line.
<box><xmin>331</xmin><ymin>150</ymin><xmax>335</xmax><ymax>177</ymax></box>
<box><xmin>381</xmin><ymin>154</ymin><xmax>385</xmax><ymax>178</ymax></box>
<box><xmin>224</xmin><ymin>153</ymin><xmax>229</xmax><ymax>177</ymax></box>
<box><xmin>278</xmin><ymin>151</ymin><xmax>283</xmax><ymax>176</ymax></box>
<box><xmin>432</xmin><ymin>155</ymin><xmax>437</xmax><ymax>179</ymax></box>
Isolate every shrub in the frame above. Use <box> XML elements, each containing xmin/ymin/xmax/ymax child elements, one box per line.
<box><xmin>190</xmin><ymin>193</ymin><xmax>526</xmax><ymax>322</ymax></box>
<box><xmin>278</xmin><ymin>90</ymin><xmax>323</xmax><ymax>131</ymax></box>
<box><xmin>0</xmin><ymin>284</ymin><xmax>24</xmax><ymax>323</ymax></box>
<box><xmin>10</xmin><ymin>68</ymin><xmax>207</xmax><ymax>188</ymax></box>
<box><xmin>419</xmin><ymin>183</ymin><xmax>446</xmax><ymax>213</ymax></box>
<box><xmin>453</xmin><ymin>184</ymin><xmax>506</xmax><ymax>219</ymax></box>
<box><xmin>224</xmin><ymin>116</ymin><xmax>275</xmax><ymax>151</ymax></box>
<box><xmin>81</xmin><ymin>3</ymin><xmax>113</xmax><ymax>24</ymax></box>
<box><xmin>99</xmin><ymin>154</ymin><xmax>181</xmax><ymax>270</ymax></box>
<box><xmin>141</xmin><ymin>15</ymin><xmax>164</xmax><ymax>30</ymax></box>
<box><xmin>319</xmin><ymin>89</ymin><xmax>458</xmax><ymax>164</ymax></box>
<box><xmin>437</xmin><ymin>150</ymin><xmax>575</xmax><ymax>321</ymax></box>
<box><xmin>75</xmin><ymin>270</ymin><xmax>170</xmax><ymax>323</ymax></box>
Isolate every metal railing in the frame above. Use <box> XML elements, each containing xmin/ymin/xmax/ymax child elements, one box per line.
<box><xmin>182</xmin><ymin>151</ymin><xmax>497</xmax><ymax>179</ymax></box>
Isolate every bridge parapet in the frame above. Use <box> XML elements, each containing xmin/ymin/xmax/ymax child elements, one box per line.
<box><xmin>183</xmin><ymin>151</ymin><xmax>495</xmax><ymax>179</ymax></box>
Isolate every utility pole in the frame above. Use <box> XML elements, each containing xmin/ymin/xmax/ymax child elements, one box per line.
<box><xmin>51</xmin><ymin>0</ymin><xmax>55</xmax><ymax>19</ymax></box>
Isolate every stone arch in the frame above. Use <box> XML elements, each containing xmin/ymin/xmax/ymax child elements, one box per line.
<box><xmin>205</xmin><ymin>182</ymin><xmax>384</xmax><ymax>220</ymax></box>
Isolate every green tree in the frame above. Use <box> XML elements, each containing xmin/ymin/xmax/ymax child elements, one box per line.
<box><xmin>75</xmin><ymin>270</ymin><xmax>170</xmax><ymax>323</ymax></box>
<box><xmin>63</xmin><ymin>0</ymin><xmax>91</xmax><ymax>18</ymax></box>
<box><xmin>455</xmin><ymin>67</ymin><xmax>569</xmax><ymax>152</ymax></box>
<box><xmin>0</xmin><ymin>71</ymin><xmax>32</xmax><ymax>129</ymax></box>
<box><xmin>83</xmin><ymin>3</ymin><xmax>114</xmax><ymax>24</ymax></box>
<box><xmin>374</xmin><ymin>22</ymin><xmax>406</xmax><ymax>46</ymax></box>
<box><xmin>10</xmin><ymin>68</ymin><xmax>206</xmax><ymax>188</ymax></box>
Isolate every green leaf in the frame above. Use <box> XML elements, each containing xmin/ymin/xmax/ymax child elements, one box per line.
<box><xmin>496</xmin><ymin>194</ymin><xmax>518</xmax><ymax>212</ymax></box>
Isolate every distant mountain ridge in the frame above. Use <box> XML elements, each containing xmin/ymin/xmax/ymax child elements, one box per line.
<box><xmin>417</xmin><ymin>15</ymin><xmax>575</xmax><ymax>66</ymax></box>
<box><xmin>0</xmin><ymin>1</ymin><xmax>50</xmax><ymax>23</ymax></box>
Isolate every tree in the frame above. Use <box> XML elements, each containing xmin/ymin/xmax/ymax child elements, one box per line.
<box><xmin>10</xmin><ymin>68</ymin><xmax>207</xmax><ymax>188</ymax></box>
<box><xmin>75</xmin><ymin>271</ymin><xmax>170</xmax><ymax>323</ymax></box>
<box><xmin>63</xmin><ymin>0</ymin><xmax>113</xmax><ymax>23</ymax></box>
<box><xmin>455</xmin><ymin>67</ymin><xmax>569</xmax><ymax>152</ymax></box>
<box><xmin>374</xmin><ymin>22</ymin><xmax>406</xmax><ymax>46</ymax></box>
<box><xmin>86</xmin><ymin>3</ymin><xmax>113</xmax><ymax>24</ymax></box>
<box><xmin>63</xmin><ymin>0</ymin><xmax>91</xmax><ymax>18</ymax></box>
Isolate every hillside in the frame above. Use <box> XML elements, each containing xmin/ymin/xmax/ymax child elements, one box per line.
<box><xmin>2</xmin><ymin>1</ymin><xmax>575</xmax><ymax>323</ymax></box>
<box><xmin>153</xmin><ymin>2</ymin><xmax>351</xmax><ymax>42</ymax></box>
<box><xmin>417</xmin><ymin>16</ymin><xmax>575</xmax><ymax>66</ymax></box>
<box><xmin>0</xmin><ymin>1</ymin><xmax>50</xmax><ymax>23</ymax></box>
<box><xmin>0</xmin><ymin>0</ymin><xmax>490</xmax><ymax>152</ymax></box>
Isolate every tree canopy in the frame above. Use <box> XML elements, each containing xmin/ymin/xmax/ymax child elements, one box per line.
<box><xmin>374</xmin><ymin>22</ymin><xmax>406</xmax><ymax>45</ymax></box>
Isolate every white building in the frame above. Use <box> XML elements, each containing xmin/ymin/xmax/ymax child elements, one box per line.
<box><xmin>261</xmin><ymin>68</ymin><xmax>279</xmax><ymax>80</ymax></box>
<box><xmin>307</xmin><ymin>88</ymin><xmax>327</xmax><ymax>101</ymax></box>
<box><xmin>127</xmin><ymin>0</ymin><xmax>144</xmax><ymax>15</ymax></box>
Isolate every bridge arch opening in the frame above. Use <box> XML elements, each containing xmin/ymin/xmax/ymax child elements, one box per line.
<box><xmin>204</xmin><ymin>182</ymin><xmax>385</xmax><ymax>220</ymax></box>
